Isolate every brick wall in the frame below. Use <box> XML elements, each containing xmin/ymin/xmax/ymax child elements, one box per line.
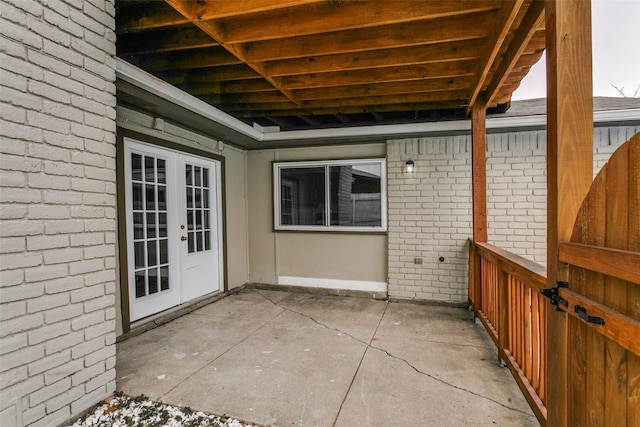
<box><xmin>387</xmin><ymin>136</ymin><xmax>472</xmax><ymax>302</ymax></box>
<box><xmin>386</xmin><ymin>125</ymin><xmax>639</xmax><ymax>303</ymax></box>
<box><xmin>0</xmin><ymin>1</ymin><xmax>117</xmax><ymax>426</ymax></box>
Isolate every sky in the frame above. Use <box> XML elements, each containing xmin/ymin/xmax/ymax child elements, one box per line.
<box><xmin>512</xmin><ymin>0</ymin><xmax>640</xmax><ymax>100</ymax></box>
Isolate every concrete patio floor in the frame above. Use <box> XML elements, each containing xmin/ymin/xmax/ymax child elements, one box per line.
<box><xmin>116</xmin><ymin>289</ymin><xmax>538</xmax><ymax>426</ymax></box>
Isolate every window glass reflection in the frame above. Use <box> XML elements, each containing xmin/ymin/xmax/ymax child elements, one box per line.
<box><xmin>329</xmin><ymin>164</ymin><xmax>382</xmax><ymax>227</ymax></box>
<box><xmin>279</xmin><ymin>167</ymin><xmax>325</xmax><ymax>226</ymax></box>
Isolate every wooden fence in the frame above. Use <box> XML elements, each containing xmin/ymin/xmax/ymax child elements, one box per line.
<box><xmin>469</xmin><ymin>240</ymin><xmax>547</xmax><ymax>425</ymax></box>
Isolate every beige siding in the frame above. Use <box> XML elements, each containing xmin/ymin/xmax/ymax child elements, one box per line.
<box><xmin>224</xmin><ymin>146</ymin><xmax>250</xmax><ymax>290</ymax></box>
<box><xmin>247</xmin><ymin>144</ymin><xmax>387</xmax><ymax>288</ymax></box>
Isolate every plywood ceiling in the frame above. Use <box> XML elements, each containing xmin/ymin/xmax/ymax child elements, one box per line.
<box><xmin>116</xmin><ymin>0</ymin><xmax>545</xmax><ymax>131</ymax></box>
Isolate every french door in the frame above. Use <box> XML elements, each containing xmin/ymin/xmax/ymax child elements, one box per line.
<box><xmin>124</xmin><ymin>138</ymin><xmax>223</xmax><ymax>322</ymax></box>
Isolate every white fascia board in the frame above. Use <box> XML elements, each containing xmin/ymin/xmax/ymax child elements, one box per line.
<box><xmin>116</xmin><ymin>105</ymin><xmax>225</xmax><ymax>153</ymax></box>
<box><xmin>485</xmin><ymin>109</ymin><xmax>640</xmax><ymax>131</ymax></box>
<box><xmin>261</xmin><ymin>120</ymin><xmax>472</xmax><ymax>142</ymax></box>
<box><xmin>592</xmin><ymin>108</ymin><xmax>640</xmax><ymax>124</ymax></box>
<box><xmin>115</xmin><ymin>58</ymin><xmax>262</xmax><ymax>141</ymax></box>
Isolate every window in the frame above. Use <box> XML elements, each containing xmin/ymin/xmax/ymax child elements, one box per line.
<box><xmin>274</xmin><ymin>159</ymin><xmax>386</xmax><ymax>231</ymax></box>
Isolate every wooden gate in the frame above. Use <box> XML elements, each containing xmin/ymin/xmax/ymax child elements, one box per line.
<box><xmin>547</xmin><ymin>133</ymin><xmax>640</xmax><ymax>424</ymax></box>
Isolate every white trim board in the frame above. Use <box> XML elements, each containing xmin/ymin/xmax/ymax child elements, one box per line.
<box><xmin>278</xmin><ymin>276</ymin><xmax>387</xmax><ymax>293</ymax></box>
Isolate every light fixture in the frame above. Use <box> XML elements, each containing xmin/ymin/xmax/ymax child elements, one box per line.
<box><xmin>405</xmin><ymin>159</ymin><xmax>415</xmax><ymax>173</ymax></box>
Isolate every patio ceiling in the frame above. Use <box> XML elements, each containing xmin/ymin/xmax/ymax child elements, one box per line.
<box><xmin>115</xmin><ymin>0</ymin><xmax>545</xmax><ymax>133</ymax></box>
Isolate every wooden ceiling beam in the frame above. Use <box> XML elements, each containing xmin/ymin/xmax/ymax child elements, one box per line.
<box><xmin>221</xmin><ymin>90</ymin><xmax>469</xmax><ymax>112</ymax></box>
<box><xmin>122</xmin><ymin>46</ymin><xmax>241</xmax><ymax>72</ymax></box>
<box><xmin>280</xmin><ymin>60</ymin><xmax>477</xmax><ymax>90</ymax></box>
<box><xmin>222</xmin><ymin>1</ymin><xmax>500</xmax><ymax>44</ymax></box>
<box><xmin>160</xmin><ymin>66</ymin><xmax>261</xmax><ymax>86</ymax></box>
<box><xmin>292</xmin><ymin>78</ymin><xmax>474</xmax><ymax>101</ymax></box>
<box><xmin>186</xmin><ymin>79</ymin><xmax>277</xmax><ymax>95</ymax></box>
<box><xmin>116</xmin><ymin>1</ymin><xmax>548</xmax><ymax>130</ymax></box>
<box><xmin>117</xmin><ymin>2</ymin><xmax>190</xmax><ymax>31</ymax></box>
<box><xmin>265</xmin><ymin>39</ymin><xmax>485</xmax><ymax>77</ymax></box>
<box><xmin>117</xmin><ymin>26</ymin><xmax>219</xmax><ymax>55</ymax></box>
<box><xmin>483</xmin><ymin>2</ymin><xmax>545</xmax><ymax>107</ymax></box>
<box><xmin>467</xmin><ymin>0</ymin><xmax>524</xmax><ymax>111</ymax></box>
<box><xmin>232</xmin><ymin>101</ymin><xmax>466</xmax><ymax>118</ymax></box>
<box><xmin>217</xmin><ymin>101</ymin><xmax>299</xmax><ymax>113</ymax></box>
<box><xmin>187</xmin><ymin>0</ymin><xmax>323</xmax><ymax>20</ymax></box>
<box><xmin>242</xmin><ymin>11</ymin><xmax>494</xmax><ymax>62</ymax></box>
<box><xmin>219</xmin><ymin>91</ymin><xmax>296</xmax><ymax>104</ymax></box>
<box><xmin>299</xmin><ymin>90</ymin><xmax>469</xmax><ymax>110</ymax></box>
<box><xmin>165</xmin><ymin>0</ymin><xmax>302</xmax><ymax>110</ymax></box>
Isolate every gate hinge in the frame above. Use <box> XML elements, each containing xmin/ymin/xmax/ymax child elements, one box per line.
<box><xmin>540</xmin><ymin>281</ymin><xmax>568</xmax><ymax>310</ymax></box>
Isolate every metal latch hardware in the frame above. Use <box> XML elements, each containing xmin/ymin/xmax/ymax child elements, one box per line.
<box><xmin>540</xmin><ymin>281</ymin><xmax>569</xmax><ymax>310</ymax></box>
<box><xmin>574</xmin><ymin>305</ymin><xmax>605</xmax><ymax>325</ymax></box>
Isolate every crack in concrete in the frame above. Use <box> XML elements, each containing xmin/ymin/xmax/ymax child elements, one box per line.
<box><xmin>254</xmin><ymin>289</ymin><xmax>535</xmax><ymax>419</ymax></box>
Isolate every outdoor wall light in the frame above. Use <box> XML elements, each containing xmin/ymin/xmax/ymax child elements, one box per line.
<box><xmin>404</xmin><ymin>159</ymin><xmax>415</xmax><ymax>173</ymax></box>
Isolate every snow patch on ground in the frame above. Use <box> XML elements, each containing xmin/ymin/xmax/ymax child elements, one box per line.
<box><xmin>69</xmin><ymin>392</ymin><xmax>257</xmax><ymax>427</ymax></box>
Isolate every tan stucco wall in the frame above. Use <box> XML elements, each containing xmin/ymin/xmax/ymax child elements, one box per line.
<box><xmin>247</xmin><ymin>143</ymin><xmax>387</xmax><ymax>286</ymax></box>
<box><xmin>223</xmin><ymin>146</ymin><xmax>250</xmax><ymax>289</ymax></box>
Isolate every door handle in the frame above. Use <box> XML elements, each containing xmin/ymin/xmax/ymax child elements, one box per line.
<box><xmin>181</xmin><ymin>236</ymin><xmax>187</xmax><ymax>241</ymax></box>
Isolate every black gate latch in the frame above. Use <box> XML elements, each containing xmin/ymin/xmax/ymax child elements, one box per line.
<box><xmin>574</xmin><ymin>305</ymin><xmax>605</xmax><ymax>325</ymax></box>
<box><xmin>540</xmin><ymin>281</ymin><xmax>568</xmax><ymax>310</ymax></box>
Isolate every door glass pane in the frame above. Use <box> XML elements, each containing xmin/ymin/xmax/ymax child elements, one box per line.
<box><xmin>145</xmin><ymin>156</ymin><xmax>155</xmax><ymax>182</ymax></box>
<box><xmin>135</xmin><ymin>270</ymin><xmax>146</xmax><ymax>298</ymax></box>
<box><xmin>157</xmin><ymin>186</ymin><xmax>166</xmax><ymax>210</ymax></box>
<box><xmin>188</xmin><ymin>232</ymin><xmax>195</xmax><ymax>253</ymax></box>
<box><xmin>196</xmin><ymin>231</ymin><xmax>203</xmax><ymax>251</ymax></box>
<box><xmin>203</xmin><ymin>189</ymin><xmax>209</xmax><ymax>208</ymax></box>
<box><xmin>147</xmin><ymin>240</ymin><xmax>157</xmax><ymax>267</ymax></box>
<box><xmin>158</xmin><ymin>213</ymin><xmax>167</xmax><ymax>238</ymax></box>
<box><xmin>195</xmin><ymin>166</ymin><xmax>201</xmax><ymax>186</ymax></box>
<box><xmin>146</xmin><ymin>213</ymin><xmax>156</xmax><ymax>238</ymax></box>
<box><xmin>133</xmin><ymin>212</ymin><xmax>144</xmax><ymax>239</ymax></box>
<box><xmin>134</xmin><ymin>241</ymin><xmax>144</xmax><ymax>269</ymax></box>
<box><xmin>195</xmin><ymin>188</ymin><xmax>202</xmax><ymax>208</ymax></box>
<box><xmin>186</xmin><ymin>187</ymin><xmax>193</xmax><ymax>208</ymax></box>
<box><xmin>148</xmin><ymin>268</ymin><xmax>158</xmax><ymax>294</ymax></box>
<box><xmin>187</xmin><ymin>209</ymin><xmax>194</xmax><ymax>230</ymax></box>
<box><xmin>204</xmin><ymin>231</ymin><xmax>211</xmax><ymax>251</ymax></box>
<box><xmin>132</xmin><ymin>154</ymin><xmax>142</xmax><ymax>181</ymax></box>
<box><xmin>145</xmin><ymin>185</ymin><xmax>155</xmax><ymax>210</ymax></box>
<box><xmin>159</xmin><ymin>239</ymin><xmax>168</xmax><ymax>264</ymax></box>
<box><xmin>157</xmin><ymin>159</ymin><xmax>166</xmax><ymax>184</ymax></box>
<box><xmin>132</xmin><ymin>183</ymin><xmax>143</xmax><ymax>210</ymax></box>
<box><xmin>203</xmin><ymin>169</ymin><xmax>209</xmax><ymax>188</ymax></box>
<box><xmin>185</xmin><ymin>164</ymin><xmax>192</xmax><ymax>186</ymax></box>
<box><xmin>160</xmin><ymin>266</ymin><xmax>169</xmax><ymax>291</ymax></box>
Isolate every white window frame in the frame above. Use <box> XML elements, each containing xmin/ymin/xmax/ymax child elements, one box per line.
<box><xmin>273</xmin><ymin>158</ymin><xmax>387</xmax><ymax>232</ymax></box>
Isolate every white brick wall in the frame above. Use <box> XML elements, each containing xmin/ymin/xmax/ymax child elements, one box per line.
<box><xmin>0</xmin><ymin>1</ymin><xmax>117</xmax><ymax>426</ymax></box>
<box><xmin>387</xmin><ymin>136</ymin><xmax>472</xmax><ymax>303</ymax></box>
<box><xmin>386</xmin><ymin>125</ymin><xmax>639</xmax><ymax>303</ymax></box>
<box><xmin>486</xmin><ymin>130</ymin><xmax>547</xmax><ymax>262</ymax></box>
